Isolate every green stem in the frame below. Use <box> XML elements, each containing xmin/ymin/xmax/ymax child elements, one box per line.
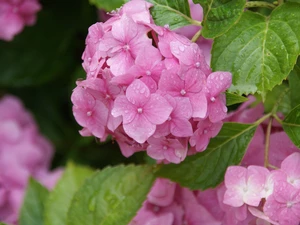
<box><xmin>245</xmin><ymin>1</ymin><xmax>277</xmax><ymax>9</ymax></box>
<box><xmin>273</xmin><ymin>113</ymin><xmax>283</xmax><ymax>124</ymax></box>
<box><xmin>254</xmin><ymin>113</ymin><xmax>272</xmax><ymax>125</ymax></box>
<box><xmin>191</xmin><ymin>19</ymin><xmax>202</xmax><ymax>27</ymax></box>
<box><xmin>264</xmin><ymin>117</ymin><xmax>273</xmax><ymax>168</ymax></box>
<box><xmin>277</xmin><ymin>0</ymin><xmax>284</xmax><ymax>5</ymax></box>
<box><xmin>191</xmin><ymin>29</ymin><xmax>202</xmax><ymax>42</ymax></box>
<box><xmin>267</xmin><ymin>164</ymin><xmax>279</xmax><ymax>170</ymax></box>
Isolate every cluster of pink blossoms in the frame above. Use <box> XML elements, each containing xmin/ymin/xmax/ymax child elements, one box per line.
<box><xmin>71</xmin><ymin>0</ymin><xmax>232</xmax><ymax>163</ymax></box>
<box><xmin>0</xmin><ymin>0</ymin><xmax>41</xmax><ymax>41</ymax></box>
<box><xmin>129</xmin><ymin>98</ymin><xmax>300</xmax><ymax>225</ymax></box>
<box><xmin>224</xmin><ymin>153</ymin><xmax>300</xmax><ymax>225</ymax></box>
<box><xmin>221</xmin><ymin>97</ymin><xmax>300</xmax><ymax>225</ymax></box>
<box><xmin>0</xmin><ymin>95</ymin><xmax>62</xmax><ymax>225</ymax></box>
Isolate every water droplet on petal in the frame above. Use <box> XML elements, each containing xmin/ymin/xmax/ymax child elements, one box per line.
<box><xmin>137</xmin><ymin>108</ymin><xmax>143</xmax><ymax>114</ymax></box>
<box><xmin>180</xmin><ymin>89</ymin><xmax>186</xmax><ymax>96</ymax></box>
<box><xmin>179</xmin><ymin>45</ymin><xmax>185</xmax><ymax>52</ymax></box>
<box><xmin>175</xmin><ymin>149</ymin><xmax>182</xmax><ymax>158</ymax></box>
<box><xmin>140</xmin><ymin>88</ymin><xmax>146</xmax><ymax>94</ymax></box>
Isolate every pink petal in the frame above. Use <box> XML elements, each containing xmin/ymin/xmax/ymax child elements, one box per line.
<box><xmin>111</xmin><ymin>15</ymin><xmax>138</xmax><ymax>43</ymax></box>
<box><xmin>123</xmin><ymin>114</ymin><xmax>156</xmax><ymax>143</ymax></box>
<box><xmin>269</xmin><ymin>132</ymin><xmax>300</xmax><ymax>168</ymax></box>
<box><xmin>189</xmin><ymin>92</ymin><xmax>207</xmax><ymax>118</ymax></box>
<box><xmin>143</xmin><ymin>94</ymin><xmax>173</xmax><ymax>125</ymax></box>
<box><xmin>170</xmin><ymin>118</ymin><xmax>193</xmax><ymax>137</ymax></box>
<box><xmin>107</xmin><ymin>50</ymin><xmax>134</xmax><ymax>76</ymax></box>
<box><xmin>147</xmin><ymin>178</ymin><xmax>176</xmax><ymax>207</ymax></box>
<box><xmin>184</xmin><ymin>69</ymin><xmax>205</xmax><ymax>93</ymax></box>
<box><xmin>111</xmin><ymin>96</ymin><xmax>136</xmax><ymax>124</ymax></box>
<box><xmin>225</xmin><ymin>166</ymin><xmax>247</xmax><ymax>188</ymax></box>
<box><xmin>163</xmin><ymin>138</ymin><xmax>187</xmax><ymax>163</ymax></box>
<box><xmin>147</xmin><ymin>139</ymin><xmax>165</xmax><ymax>160</ymax></box>
<box><xmin>223</xmin><ymin>189</ymin><xmax>245</xmax><ymax>207</ymax></box>
<box><xmin>208</xmin><ymin>96</ymin><xmax>227</xmax><ymax>123</ymax></box>
<box><xmin>126</xmin><ymin>79</ymin><xmax>150</xmax><ymax>105</ymax></box>
<box><xmin>0</xmin><ymin>12</ymin><xmax>24</xmax><ymax>41</ymax></box>
<box><xmin>280</xmin><ymin>152</ymin><xmax>300</xmax><ymax>188</ymax></box>
<box><xmin>206</xmin><ymin>72</ymin><xmax>232</xmax><ymax>96</ymax></box>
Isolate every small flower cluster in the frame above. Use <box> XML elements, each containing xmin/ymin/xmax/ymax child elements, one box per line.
<box><xmin>219</xmin><ymin>97</ymin><xmax>300</xmax><ymax>225</ymax></box>
<box><xmin>223</xmin><ymin>152</ymin><xmax>300</xmax><ymax>225</ymax></box>
<box><xmin>71</xmin><ymin>0</ymin><xmax>232</xmax><ymax>163</ymax></box>
<box><xmin>129</xmin><ymin>178</ymin><xmax>221</xmax><ymax>225</ymax></box>
<box><xmin>0</xmin><ymin>0</ymin><xmax>41</xmax><ymax>41</ymax></box>
<box><xmin>0</xmin><ymin>95</ymin><xmax>62</xmax><ymax>225</ymax></box>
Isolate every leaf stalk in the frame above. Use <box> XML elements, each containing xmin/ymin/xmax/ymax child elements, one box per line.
<box><xmin>245</xmin><ymin>1</ymin><xmax>277</xmax><ymax>9</ymax></box>
<box><xmin>264</xmin><ymin>117</ymin><xmax>273</xmax><ymax>167</ymax></box>
<box><xmin>191</xmin><ymin>29</ymin><xmax>202</xmax><ymax>42</ymax></box>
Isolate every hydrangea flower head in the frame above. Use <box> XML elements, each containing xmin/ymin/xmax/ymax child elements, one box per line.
<box><xmin>72</xmin><ymin>0</ymin><xmax>232</xmax><ymax>163</ymax></box>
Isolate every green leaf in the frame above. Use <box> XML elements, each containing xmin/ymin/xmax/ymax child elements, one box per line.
<box><xmin>147</xmin><ymin>0</ymin><xmax>193</xmax><ymax>30</ymax></box>
<box><xmin>289</xmin><ymin>61</ymin><xmax>300</xmax><ymax>108</ymax></box>
<box><xmin>212</xmin><ymin>3</ymin><xmax>300</xmax><ymax>99</ymax></box>
<box><xmin>44</xmin><ymin>163</ymin><xmax>94</xmax><ymax>225</ymax></box>
<box><xmin>156</xmin><ymin>122</ymin><xmax>257</xmax><ymax>190</ymax></box>
<box><xmin>226</xmin><ymin>92</ymin><xmax>248</xmax><ymax>106</ymax></box>
<box><xmin>67</xmin><ymin>165</ymin><xmax>155</xmax><ymax>225</ymax></box>
<box><xmin>19</xmin><ymin>178</ymin><xmax>49</xmax><ymax>225</ymax></box>
<box><xmin>89</xmin><ymin>0</ymin><xmax>127</xmax><ymax>11</ymax></box>
<box><xmin>264</xmin><ymin>83</ymin><xmax>291</xmax><ymax>115</ymax></box>
<box><xmin>0</xmin><ymin>223</ymin><xmax>9</xmax><ymax>225</ymax></box>
<box><xmin>193</xmin><ymin>0</ymin><xmax>246</xmax><ymax>38</ymax></box>
<box><xmin>287</xmin><ymin>0</ymin><xmax>300</xmax><ymax>3</ymax></box>
<box><xmin>282</xmin><ymin>104</ymin><xmax>300</xmax><ymax>148</ymax></box>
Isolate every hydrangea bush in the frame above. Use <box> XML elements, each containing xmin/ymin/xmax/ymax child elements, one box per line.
<box><xmin>1</xmin><ymin>0</ymin><xmax>300</xmax><ymax>225</ymax></box>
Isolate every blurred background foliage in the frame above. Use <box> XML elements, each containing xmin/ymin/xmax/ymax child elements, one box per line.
<box><xmin>0</xmin><ymin>0</ymin><xmax>146</xmax><ymax>170</ymax></box>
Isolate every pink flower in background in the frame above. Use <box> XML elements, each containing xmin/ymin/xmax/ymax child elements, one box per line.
<box><xmin>264</xmin><ymin>181</ymin><xmax>300</xmax><ymax>225</ymax></box>
<box><xmin>0</xmin><ymin>0</ymin><xmax>41</xmax><ymax>41</ymax></box>
<box><xmin>0</xmin><ymin>95</ymin><xmax>61</xmax><ymax>225</ymax></box>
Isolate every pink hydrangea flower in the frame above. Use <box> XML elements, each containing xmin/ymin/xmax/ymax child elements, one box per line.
<box><xmin>98</xmin><ymin>14</ymin><xmax>152</xmax><ymax>76</ymax></box>
<box><xmin>112</xmin><ymin>79</ymin><xmax>172</xmax><ymax>143</ymax></box>
<box><xmin>73</xmin><ymin>0</ymin><xmax>232</xmax><ymax>163</ymax></box>
<box><xmin>147</xmin><ymin>136</ymin><xmax>188</xmax><ymax>163</ymax></box>
<box><xmin>224</xmin><ymin>166</ymin><xmax>269</xmax><ymax>207</ymax></box>
<box><xmin>158</xmin><ymin>68</ymin><xmax>208</xmax><ymax>118</ymax></box>
<box><xmin>155</xmin><ymin>95</ymin><xmax>193</xmax><ymax>138</ymax></box>
<box><xmin>0</xmin><ymin>0</ymin><xmax>41</xmax><ymax>41</ymax></box>
<box><xmin>71</xmin><ymin>85</ymin><xmax>109</xmax><ymax>139</ymax></box>
<box><xmin>0</xmin><ymin>95</ymin><xmax>61</xmax><ymax>225</ymax></box>
<box><xmin>264</xmin><ymin>181</ymin><xmax>300</xmax><ymax>225</ymax></box>
<box><xmin>205</xmin><ymin>72</ymin><xmax>232</xmax><ymax>123</ymax></box>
